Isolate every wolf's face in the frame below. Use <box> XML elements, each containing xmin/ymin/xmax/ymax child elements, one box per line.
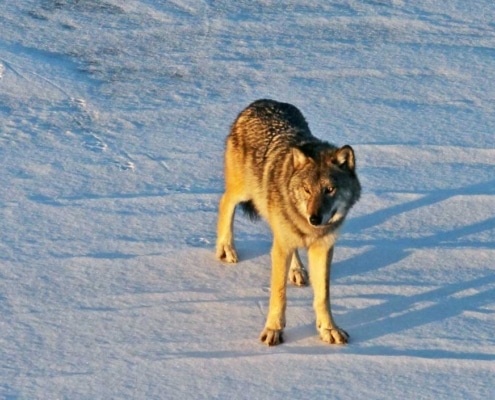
<box><xmin>290</xmin><ymin>146</ymin><xmax>361</xmax><ymax>228</ymax></box>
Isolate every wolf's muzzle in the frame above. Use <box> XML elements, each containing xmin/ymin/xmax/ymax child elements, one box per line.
<box><xmin>309</xmin><ymin>209</ymin><xmax>338</xmax><ymax>226</ymax></box>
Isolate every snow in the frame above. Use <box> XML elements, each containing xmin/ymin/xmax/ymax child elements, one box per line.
<box><xmin>1</xmin><ymin>0</ymin><xmax>494</xmax><ymax>398</ymax></box>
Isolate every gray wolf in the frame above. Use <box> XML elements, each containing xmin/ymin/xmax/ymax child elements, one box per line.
<box><xmin>216</xmin><ymin>99</ymin><xmax>361</xmax><ymax>346</ymax></box>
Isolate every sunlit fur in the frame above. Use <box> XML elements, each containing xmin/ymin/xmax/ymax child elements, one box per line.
<box><xmin>216</xmin><ymin>99</ymin><xmax>361</xmax><ymax>346</ymax></box>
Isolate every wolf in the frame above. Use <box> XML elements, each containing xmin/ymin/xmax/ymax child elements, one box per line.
<box><xmin>216</xmin><ymin>99</ymin><xmax>361</xmax><ymax>346</ymax></box>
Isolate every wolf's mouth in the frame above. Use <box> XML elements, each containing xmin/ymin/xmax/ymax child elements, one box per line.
<box><xmin>310</xmin><ymin>209</ymin><xmax>338</xmax><ymax>228</ymax></box>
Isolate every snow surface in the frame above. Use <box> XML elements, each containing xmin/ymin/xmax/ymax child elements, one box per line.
<box><xmin>1</xmin><ymin>0</ymin><xmax>494</xmax><ymax>399</ymax></box>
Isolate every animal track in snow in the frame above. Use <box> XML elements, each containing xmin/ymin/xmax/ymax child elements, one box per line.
<box><xmin>2</xmin><ymin>46</ymin><xmax>135</xmax><ymax>173</ymax></box>
<box><xmin>83</xmin><ymin>133</ymin><xmax>108</xmax><ymax>152</ymax></box>
<box><xmin>113</xmin><ymin>160</ymin><xmax>135</xmax><ymax>171</ymax></box>
<box><xmin>186</xmin><ymin>235</ymin><xmax>212</xmax><ymax>248</ymax></box>
<box><xmin>69</xmin><ymin>98</ymin><xmax>135</xmax><ymax>170</ymax></box>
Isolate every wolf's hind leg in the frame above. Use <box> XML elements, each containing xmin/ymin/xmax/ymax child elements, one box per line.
<box><xmin>216</xmin><ymin>192</ymin><xmax>239</xmax><ymax>263</ymax></box>
<box><xmin>288</xmin><ymin>249</ymin><xmax>308</xmax><ymax>287</ymax></box>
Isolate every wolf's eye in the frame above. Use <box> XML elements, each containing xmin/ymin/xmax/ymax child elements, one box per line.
<box><xmin>303</xmin><ymin>186</ymin><xmax>312</xmax><ymax>195</ymax></box>
<box><xmin>324</xmin><ymin>186</ymin><xmax>335</xmax><ymax>195</ymax></box>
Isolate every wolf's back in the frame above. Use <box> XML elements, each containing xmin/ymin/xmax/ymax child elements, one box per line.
<box><xmin>228</xmin><ymin>99</ymin><xmax>312</xmax><ymax>159</ymax></box>
<box><xmin>224</xmin><ymin>99</ymin><xmax>315</xmax><ymax>221</ymax></box>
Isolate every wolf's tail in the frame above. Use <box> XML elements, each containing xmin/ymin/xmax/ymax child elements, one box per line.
<box><xmin>239</xmin><ymin>200</ymin><xmax>260</xmax><ymax>221</ymax></box>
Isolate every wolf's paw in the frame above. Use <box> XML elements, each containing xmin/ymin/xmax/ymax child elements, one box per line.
<box><xmin>288</xmin><ymin>267</ymin><xmax>308</xmax><ymax>287</ymax></box>
<box><xmin>216</xmin><ymin>243</ymin><xmax>238</xmax><ymax>263</ymax></box>
<box><xmin>319</xmin><ymin>327</ymin><xmax>349</xmax><ymax>345</ymax></box>
<box><xmin>259</xmin><ymin>328</ymin><xmax>284</xmax><ymax>346</ymax></box>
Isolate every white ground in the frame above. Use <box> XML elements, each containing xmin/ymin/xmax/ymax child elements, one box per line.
<box><xmin>1</xmin><ymin>1</ymin><xmax>494</xmax><ymax>399</ymax></box>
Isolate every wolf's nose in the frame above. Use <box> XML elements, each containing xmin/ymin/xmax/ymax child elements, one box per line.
<box><xmin>309</xmin><ymin>214</ymin><xmax>322</xmax><ymax>226</ymax></box>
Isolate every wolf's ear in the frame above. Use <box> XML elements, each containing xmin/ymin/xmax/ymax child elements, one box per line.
<box><xmin>292</xmin><ymin>147</ymin><xmax>309</xmax><ymax>169</ymax></box>
<box><xmin>331</xmin><ymin>145</ymin><xmax>356</xmax><ymax>171</ymax></box>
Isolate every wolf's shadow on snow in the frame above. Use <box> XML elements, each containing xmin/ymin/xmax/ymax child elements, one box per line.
<box><xmin>313</xmin><ymin>178</ymin><xmax>494</xmax><ymax>359</ymax></box>
<box><xmin>236</xmin><ymin>179</ymin><xmax>495</xmax><ymax>360</ymax></box>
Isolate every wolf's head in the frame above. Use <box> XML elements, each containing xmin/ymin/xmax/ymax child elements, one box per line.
<box><xmin>290</xmin><ymin>145</ymin><xmax>361</xmax><ymax>228</ymax></box>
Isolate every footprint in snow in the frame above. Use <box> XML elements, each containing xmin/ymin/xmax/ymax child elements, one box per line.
<box><xmin>186</xmin><ymin>236</ymin><xmax>212</xmax><ymax>248</ymax></box>
<box><xmin>83</xmin><ymin>134</ymin><xmax>107</xmax><ymax>152</ymax></box>
<box><xmin>114</xmin><ymin>160</ymin><xmax>135</xmax><ymax>171</ymax></box>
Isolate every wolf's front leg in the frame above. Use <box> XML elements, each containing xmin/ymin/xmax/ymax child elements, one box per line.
<box><xmin>308</xmin><ymin>244</ymin><xmax>348</xmax><ymax>344</ymax></box>
<box><xmin>259</xmin><ymin>241</ymin><xmax>292</xmax><ymax>346</ymax></box>
<box><xmin>216</xmin><ymin>192</ymin><xmax>238</xmax><ymax>263</ymax></box>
